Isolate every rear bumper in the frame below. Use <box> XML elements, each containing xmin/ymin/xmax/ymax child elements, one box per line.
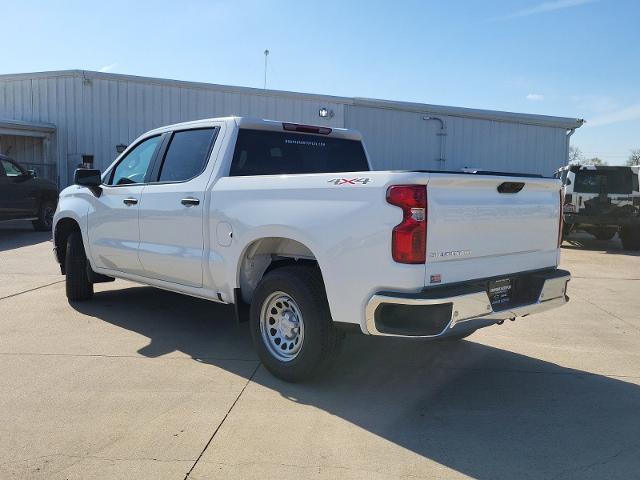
<box><xmin>564</xmin><ymin>213</ymin><xmax>640</xmax><ymax>226</ymax></box>
<box><xmin>364</xmin><ymin>269</ymin><xmax>570</xmax><ymax>338</ymax></box>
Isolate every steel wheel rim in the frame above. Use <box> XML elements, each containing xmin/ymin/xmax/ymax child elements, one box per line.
<box><xmin>43</xmin><ymin>205</ymin><xmax>54</xmax><ymax>228</ymax></box>
<box><xmin>259</xmin><ymin>291</ymin><xmax>305</xmax><ymax>362</ymax></box>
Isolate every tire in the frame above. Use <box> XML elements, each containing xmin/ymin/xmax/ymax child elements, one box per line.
<box><xmin>440</xmin><ymin>329</ymin><xmax>476</xmax><ymax>341</ymax></box>
<box><xmin>32</xmin><ymin>199</ymin><xmax>56</xmax><ymax>231</ymax></box>
<box><xmin>65</xmin><ymin>232</ymin><xmax>94</xmax><ymax>301</ymax></box>
<box><xmin>620</xmin><ymin>226</ymin><xmax>640</xmax><ymax>251</ymax></box>
<box><xmin>592</xmin><ymin>228</ymin><xmax>617</xmax><ymax>241</ymax></box>
<box><xmin>249</xmin><ymin>265</ymin><xmax>342</xmax><ymax>382</ymax></box>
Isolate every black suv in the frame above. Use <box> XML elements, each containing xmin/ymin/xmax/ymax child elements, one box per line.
<box><xmin>0</xmin><ymin>154</ymin><xmax>58</xmax><ymax>231</ymax></box>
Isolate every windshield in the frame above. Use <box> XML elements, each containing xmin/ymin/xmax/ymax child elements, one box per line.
<box><xmin>573</xmin><ymin>169</ymin><xmax>634</xmax><ymax>194</ymax></box>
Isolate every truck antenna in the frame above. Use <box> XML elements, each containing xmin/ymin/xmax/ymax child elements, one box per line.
<box><xmin>263</xmin><ymin>49</ymin><xmax>269</xmax><ymax>89</ymax></box>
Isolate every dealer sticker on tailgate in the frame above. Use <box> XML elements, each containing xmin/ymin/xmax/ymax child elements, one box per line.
<box><xmin>488</xmin><ymin>278</ymin><xmax>512</xmax><ymax>306</ymax></box>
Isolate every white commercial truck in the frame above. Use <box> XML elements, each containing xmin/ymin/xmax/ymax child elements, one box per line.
<box><xmin>53</xmin><ymin>117</ymin><xmax>570</xmax><ymax>381</ymax></box>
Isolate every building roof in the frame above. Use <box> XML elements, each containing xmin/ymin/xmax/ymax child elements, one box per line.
<box><xmin>0</xmin><ymin>69</ymin><xmax>585</xmax><ymax>130</ymax></box>
<box><xmin>0</xmin><ymin>118</ymin><xmax>56</xmax><ymax>137</ymax></box>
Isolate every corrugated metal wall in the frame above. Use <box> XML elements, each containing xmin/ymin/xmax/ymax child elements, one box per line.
<box><xmin>0</xmin><ymin>74</ymin><xmax>345</xmax><ymax>185</ymax></box>
<box><xmin>345</xmin><ymin>105</ymin><xmax>568</xmax><ymax>175</ymax></box>
<box><xmin>0</xmin><ymin>72</ymin><xmax>570</xmax><ymax>186</ymax></box>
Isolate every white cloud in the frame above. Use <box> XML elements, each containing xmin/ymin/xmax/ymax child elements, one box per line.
<box><xmin>495</xmin><ymin>0</ymin><xmax>597</xmax><ymax>20</ymax></box>
<box><xmin>526</xmin><ymin>93</ymin><xmax>545</xmax><ymax>101</ymax></box>
<box><xmin>98</xmin><ymin>63</ymin><xmax>118</xmax><ymax>73</ymax></box>
<box><xmin>587</xmin><ymin>104</ymin><xmax>640</xmax><ymax>127</ymax></box>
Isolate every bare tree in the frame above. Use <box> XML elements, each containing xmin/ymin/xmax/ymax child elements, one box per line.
<box><xmin>585</xmin><ymin>157</ymin><xmax>607</xmax><ymax>166</ymax></box>
<box><xmin>568</xmin><ymin>145</ymin><xmax>583</xmax><ymax>165</ymax></box>
<box><xmin>627</xmin><ymin>149</ymin><xmax>640</xmax><ymax>166</ymax></box>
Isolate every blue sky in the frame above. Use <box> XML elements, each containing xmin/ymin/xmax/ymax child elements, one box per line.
<box><xmin>3</xmin><ymin>0</ymin><xmax>639</xmax><ymax>165</ymax></box>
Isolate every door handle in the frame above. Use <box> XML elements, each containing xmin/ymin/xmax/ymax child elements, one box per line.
<box><xmin>181</xmin><ymin>198</ymin><xmax>200</xmax><ymax>207</ymax></box>
<box><xmin>123</xmin><ymin>198</ymin><xmax>138</xmax><ymax>206</ymax></box>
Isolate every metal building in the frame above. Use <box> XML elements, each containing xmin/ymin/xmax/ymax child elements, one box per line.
<box><xmin>0</xmin><ymin>70</ymin><xmax>584</xmax><ymax>187</ymax></box>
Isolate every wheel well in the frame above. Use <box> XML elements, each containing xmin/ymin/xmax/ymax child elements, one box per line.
<box><xmin>54</xmin><ymin>218</ymin><xmax>81</xmax><ymax>274</ymax></box>
<box><xmin>237</xmin><ymin>237</ymin><xmax>321</xmax><ymax>305</ymax></box>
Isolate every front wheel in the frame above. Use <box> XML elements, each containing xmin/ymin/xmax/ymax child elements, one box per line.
<box><xmin>249</xmin><ymin>265</ymin><xmax>342</xmax><ymax>382</ymax></box>
<box><xmin>65</xmin><ymin>232</ymin><xmax>94</xmax><ymax>301</ymax></box>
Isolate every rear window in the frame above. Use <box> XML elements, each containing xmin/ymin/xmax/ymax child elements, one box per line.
<box><xmin>158</xmin><ymin>128</ymin><xmax>217</xmax><ymax>182</ymax></box>
<box><xmin>574</xmin><ymin>169</ymin><xmax>634</xmax><ymax>194</ymax></box>
<box><xmin>229</xmin><ymin>129</ymin><xmax>369</xmax><ymax>176</ymax></box>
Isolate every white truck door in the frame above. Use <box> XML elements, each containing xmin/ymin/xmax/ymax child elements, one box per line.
<box><xmin>88</xmin><ymin>135</ymin><xmax>163</xmax><ymax>275</ymax></box>
<box><xmin>137</xmin><ymin>127</ymin><xmax>220</xmax><ymax>288</ymax></box>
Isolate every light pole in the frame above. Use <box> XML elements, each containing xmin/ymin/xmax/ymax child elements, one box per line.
<box><xmin>263</xmin><ymin>49</ymin><xmax>269</xmax><ymax>89</ymax></box>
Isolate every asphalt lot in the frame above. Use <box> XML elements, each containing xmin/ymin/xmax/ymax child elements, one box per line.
<box><xmin>1</xmin><ymin>221</ymin><xmax>639</xmax><ymax>480</ymax></box>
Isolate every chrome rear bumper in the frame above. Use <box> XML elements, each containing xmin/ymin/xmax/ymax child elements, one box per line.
<box><xmin>364</xmin><ymin>269</ymin><xmax>570</xmax><ymax>338</ymax></box>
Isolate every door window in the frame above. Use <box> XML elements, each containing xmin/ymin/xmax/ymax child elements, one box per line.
<box><xmin>1</xmin><ymin>159</ymin><xmax>24</xmax><ymax>177</ymax></box>
<box><xmin>108</xmin><ymin>135</ymin><xmax>162</xmax><ymax>186</ymax></box>
<box><xmin>157</xmin><ymin>128</ymin><xmax>216</xmax><ymax>182</ymax></box>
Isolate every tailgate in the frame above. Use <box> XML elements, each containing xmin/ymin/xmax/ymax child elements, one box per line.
<box><xmin>424</xmin><ymin>174</ymin><xmax>561</xmax><ymax>286</ymax></box>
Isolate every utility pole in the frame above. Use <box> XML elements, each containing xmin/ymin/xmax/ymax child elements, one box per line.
<box><xmin>263</xmin><ymin>49</ymin><xmax>269</xmax><ymax>89</ymax></box>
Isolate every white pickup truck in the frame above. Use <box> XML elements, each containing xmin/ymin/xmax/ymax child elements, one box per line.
<box><xmin>53</xmin><ymin>117</ymin><xmax>570</xmax><ymax>381</ymax></box>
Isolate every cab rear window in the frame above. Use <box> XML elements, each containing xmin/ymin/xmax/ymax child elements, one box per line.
<box><xmin>574</xmin><ymin>169</ymin><xmax>634</xmax><ymax>194</ymax></box>
<box><xmin>229</xmin><ymin>129</ymin><xmax>369</xmax><ymax>176</ymax></box>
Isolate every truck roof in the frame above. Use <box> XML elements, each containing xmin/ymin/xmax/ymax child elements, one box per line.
<box><xmin>145</xmin><ymin>117</ymin><xmax>362</xmax><ymax>141</ymax></box>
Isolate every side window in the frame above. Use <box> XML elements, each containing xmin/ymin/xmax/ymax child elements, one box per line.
<box><xmin>1</xmin><ymin>159</ymin><xmax>23</xmax><ymax>177</ymax></box>
<box><xmin>157</xmin><ymin>128</ymin><xmax>216</xmax><ymax>182</ymax></box>
<box><xmin>109</xmin><ymin>135</ymin><xmax>162</xmax><ymax>186</ymax></box>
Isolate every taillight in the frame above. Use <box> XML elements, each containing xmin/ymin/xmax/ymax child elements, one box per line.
<box><xmin>387</xmin><ymin>185</ymin><xmax>427</xmax><ymax>264</ymax></box>
<box><xmin>558</xmin><ymin>189</ymin><xmax>564</xmax><ymax>247</ymax></box>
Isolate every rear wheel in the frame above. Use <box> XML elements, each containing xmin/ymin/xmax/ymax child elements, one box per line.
<box><xmin>441</xmin><ymin>329</ymin><xmax>476</xmax><ymax>341</ymax></box>
<box><xmin>250</xmin><ymin>265</ymin><xmax>342</xmax><ymax>382</ymax></box>
<box><xmin>32</xmin><ymin>200</ymin><xmax>56</xmax><ymax>231</ymax></box>
<box><xmin>620</xmin><ymin>226</ymin><xmax>640</xmax><ymax>250</ymax></box>
<box><xmin>65</xmin><ymin>232</ymin><xmax>94</xmax><ymax>301</ymax></box>
<box><xmin>592</xmin><ymin>227</ymin><xmax>617</xmax><ymax>241</ymax></box>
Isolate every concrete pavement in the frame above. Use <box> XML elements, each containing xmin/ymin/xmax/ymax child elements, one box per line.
<box><xmin>1</xmin><ymin>222</ymin><xmax>639</xmax><ymax>479</ymax></box>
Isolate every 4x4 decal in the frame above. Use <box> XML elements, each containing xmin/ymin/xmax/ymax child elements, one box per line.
<box><xmin>328</xmin><ymin>177</ymin><xmax>371</xmax><ymax>185</ymax></box>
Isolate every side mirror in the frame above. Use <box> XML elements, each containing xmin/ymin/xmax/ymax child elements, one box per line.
<box><xmin>27</xmin><ymin>169</ymin><xmax>37</xmax><ymax>178</ymax></box>
<box><xmin>74</xmin><ymin>168</ymin><xmax>103</xmax><ymax>197</ymax></box>
<box><xmin>74</xmin><ymin>168</ymin><xmax>102</xmax><ymax>187</ymax></box>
